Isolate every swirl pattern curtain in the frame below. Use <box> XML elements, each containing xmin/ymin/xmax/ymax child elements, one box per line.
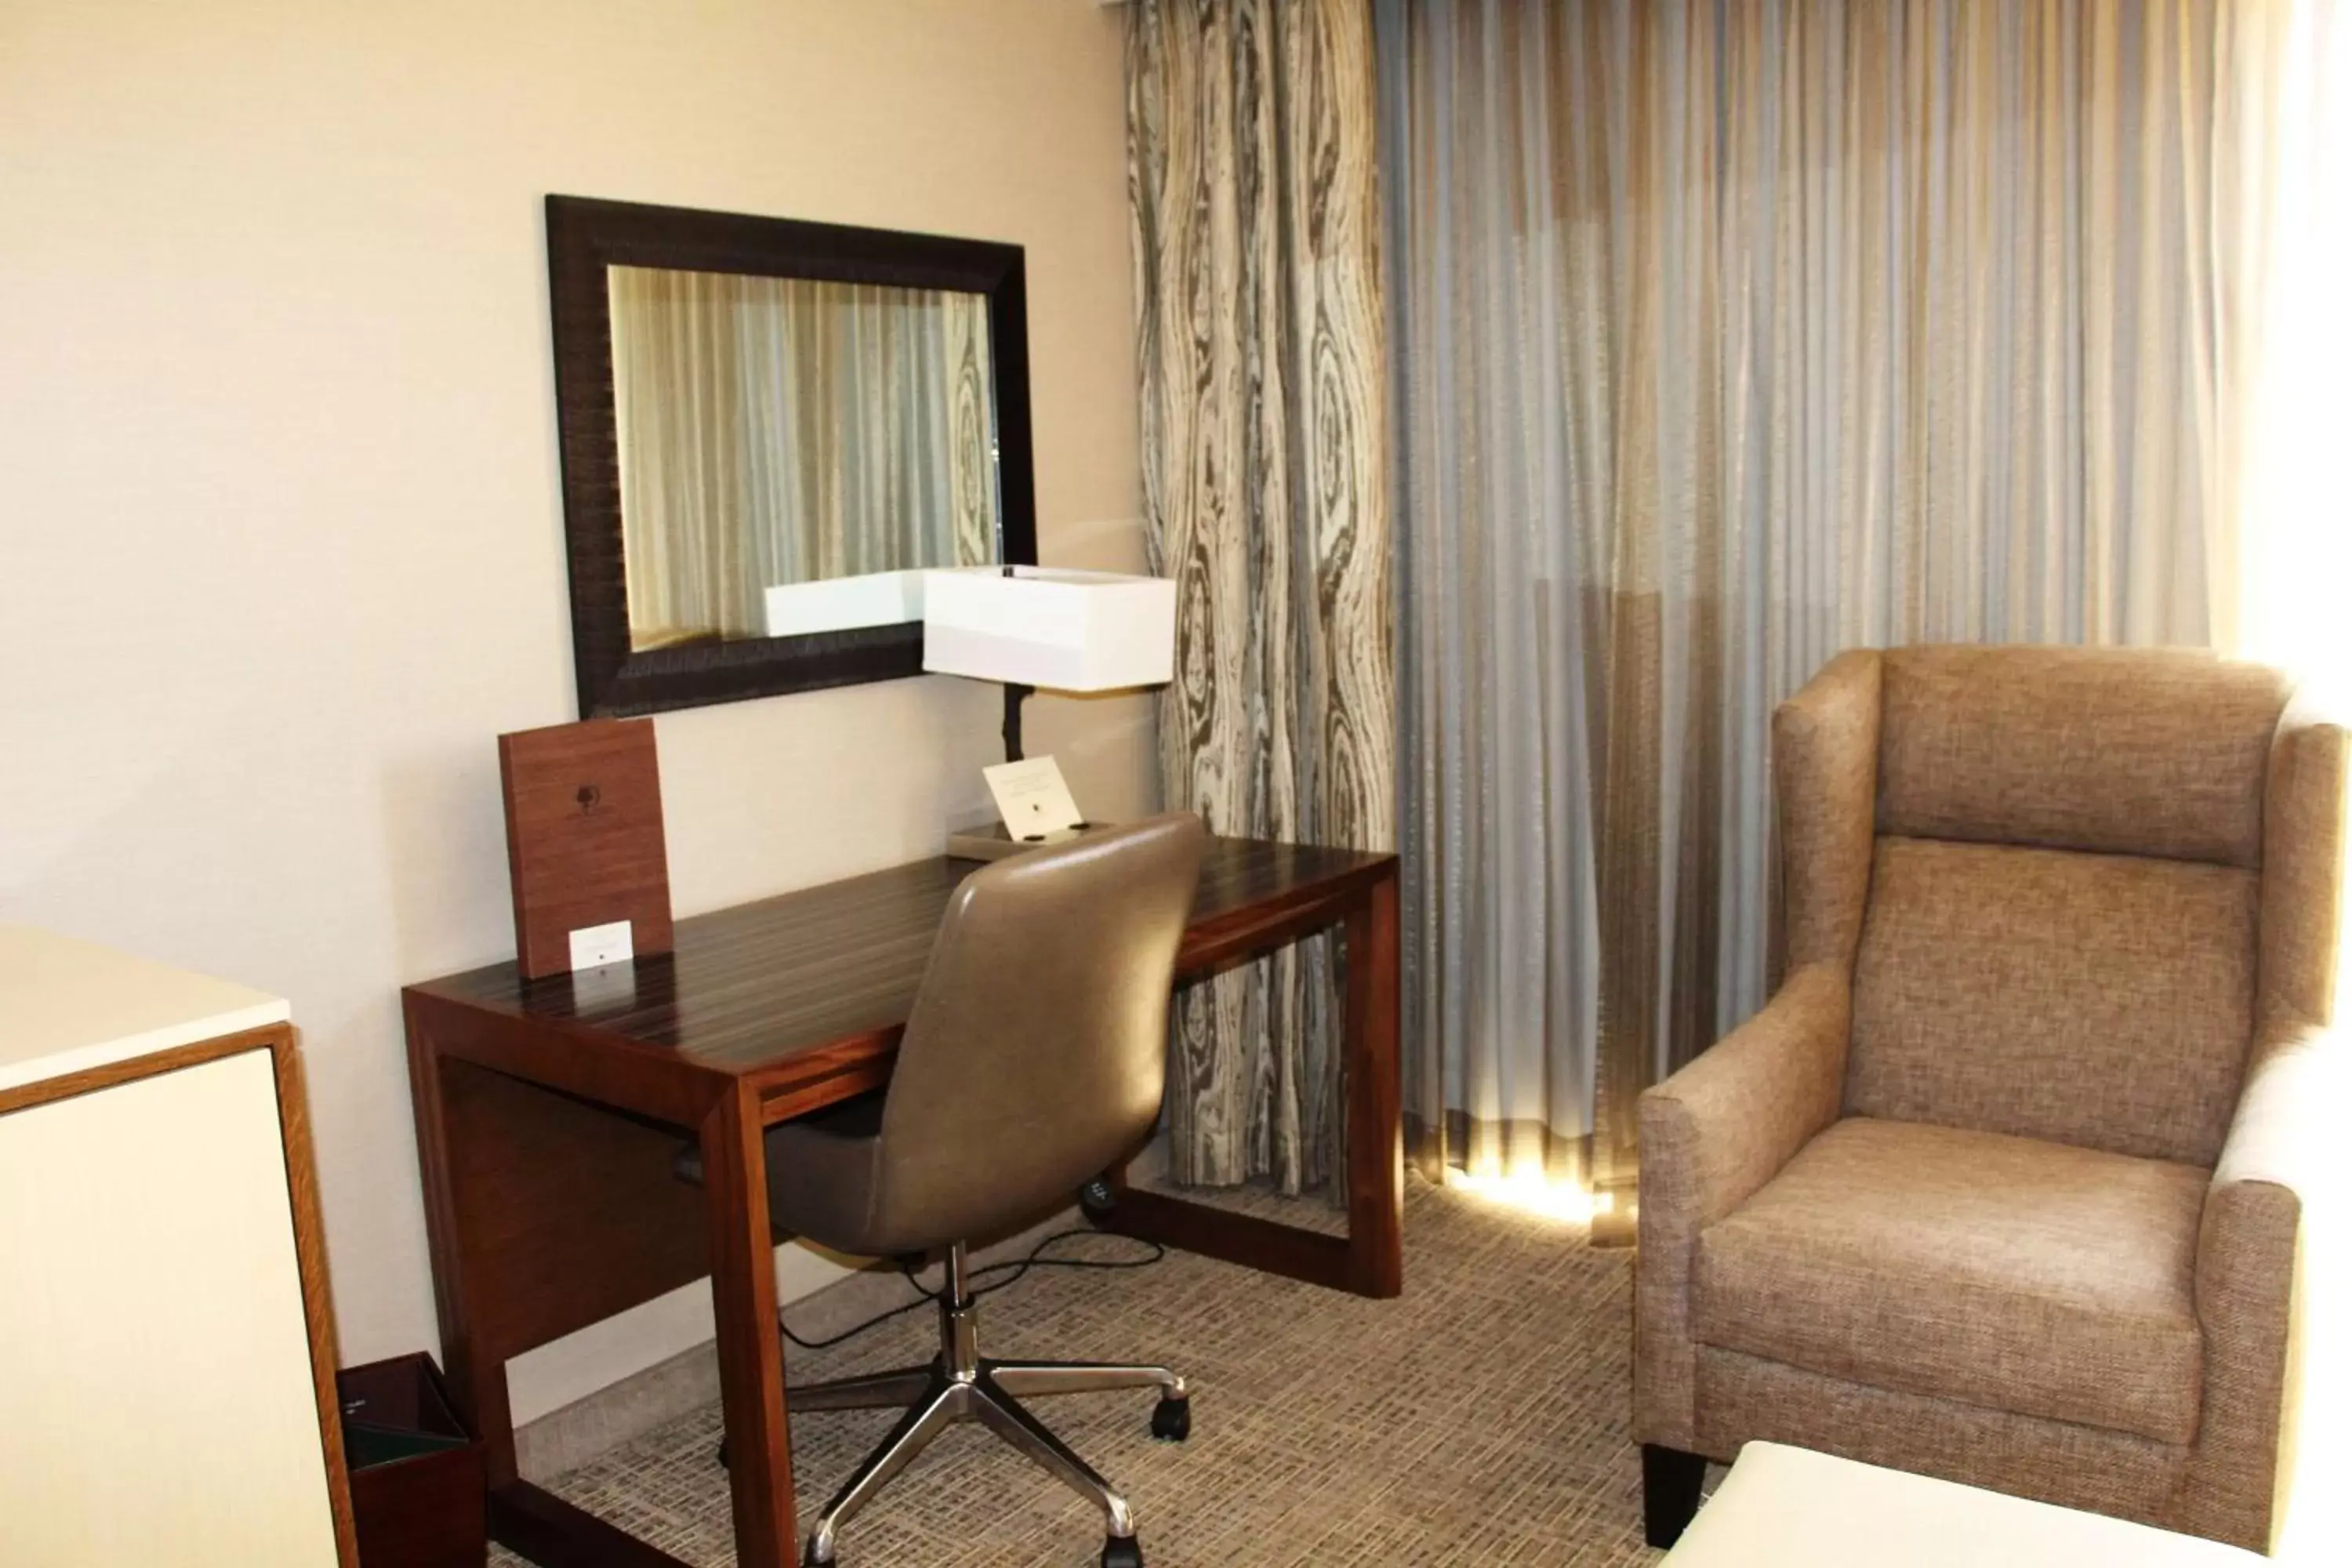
<box><xmin>1378</xmin><ymin>0</ymin><xmax>2270</xmax><ymax>1203</ymax></box>
<box><xmin>1127</xmin><ymin>0</ymin><xmax>1394</xmax><ymax>1194</ymax></box>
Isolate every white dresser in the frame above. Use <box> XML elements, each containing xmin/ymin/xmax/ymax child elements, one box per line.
<box><xmin>0</xmin><ymin>925</ymin><xmax>354</xmax><ymax>1567</ymax></box>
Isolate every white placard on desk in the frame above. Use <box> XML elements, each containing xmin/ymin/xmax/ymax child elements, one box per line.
<box><xmin>568</xmin><ymin>919</ymin><xmax>634</xmax><ymax>971</ymax></box>
<box><xmin>983</xmin><ymin>756</ymin><xmax>1085</xmax><ymax>840</ymax></box>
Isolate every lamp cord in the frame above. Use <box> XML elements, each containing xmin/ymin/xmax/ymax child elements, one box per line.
<box><xmin>777</xmin><ymin>1228</ymin><xmax>1166</xmax><ymax>1353</ymax></box>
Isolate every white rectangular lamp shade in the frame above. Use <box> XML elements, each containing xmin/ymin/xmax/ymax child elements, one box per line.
<box><xmin>922</xmin><ymin>567</ymin><xmax>1177</xmax><ymax>691</ymax></box>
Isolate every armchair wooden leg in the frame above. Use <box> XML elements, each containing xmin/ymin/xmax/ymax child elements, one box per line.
<box><xmin>1642</xmin><ymin>1443</ymin><xmax>1707</xmax><ymax>1548</ymax></box>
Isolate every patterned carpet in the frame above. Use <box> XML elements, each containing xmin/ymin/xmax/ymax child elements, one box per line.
<box><xmin>497</xmin><ymin>1174</ymin><xmax>1664</xmax><ymax>1566</ymax></box>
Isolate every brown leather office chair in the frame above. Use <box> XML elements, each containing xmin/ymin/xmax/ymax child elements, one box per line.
<box><xmin>728</xmin><ymin>814</ymin><xmax>1206</xmax><ymax>1568</ymax></box>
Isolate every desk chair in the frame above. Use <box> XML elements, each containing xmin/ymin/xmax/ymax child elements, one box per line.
<box><xmin>708</xmin><ymin>814</ymin><xmax>1207</xmax><ymax>1568</ymax></box>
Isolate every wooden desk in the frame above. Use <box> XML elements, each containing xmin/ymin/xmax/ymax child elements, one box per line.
<box><xmin>402</xmin><ymin>836</ymin><xmax>1401</xmax><ymax>1568</ymax></box>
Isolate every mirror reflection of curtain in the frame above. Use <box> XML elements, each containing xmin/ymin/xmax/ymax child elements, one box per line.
<box><xmin>609</xmin><ymin>267</ymin><xmax>998</xmax><ymax>645</ymax></box>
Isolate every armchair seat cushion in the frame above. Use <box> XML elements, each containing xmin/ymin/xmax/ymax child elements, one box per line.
<box><xmin>1692</xmin><ymin>1117</ymin><xmax>2209</xmax><ymax>1444</ymax></box>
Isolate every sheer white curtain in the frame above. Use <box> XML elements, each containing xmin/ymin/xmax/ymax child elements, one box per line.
<box><xmin>1379</xmin><ymin>0</ymin><xmax>2269</xmax><ymax>1200</ymax></box>
<box><xmin>2221</xmin><ymin>0</ymin><xmax>2352</xmax><ymax>690</ymax></box>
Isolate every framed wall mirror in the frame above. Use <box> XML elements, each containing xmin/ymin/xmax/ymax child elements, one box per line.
<box><xmin>546</xmin><ymin>195</ymin><xmax>1036</xmax><ymax>717</ymax></box>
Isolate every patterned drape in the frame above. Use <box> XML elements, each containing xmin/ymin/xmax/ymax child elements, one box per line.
<box><xmin>1127</xmin><ymin>0</ymin><xmax>1394</xmax><ymax>1194</ymax></box>
<box><xmin>1377</xmin><ymin>0</ymin><xmax>2266</xmax><ymax>1202</ymax></box>
<box><xmin>609</xmin><ymin>269</ymin><xmax>997</xmax><ymax>646</ymax></box>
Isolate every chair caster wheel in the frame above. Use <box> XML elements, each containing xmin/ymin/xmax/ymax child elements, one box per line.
<box><xmin>716</xmin><ymin>1439</ymin><xmax>730</xmax><ymax>1470</ymax></box>
<box><xmin>1149</xmin><ymin>1395</ymin><xmax>1189</xmax><ymax>1442</ymax></box>
<box><xmin>1101</xmin><ymin>1535</ymin><xmax>1144</xmax><ymax>1568</ymax></box>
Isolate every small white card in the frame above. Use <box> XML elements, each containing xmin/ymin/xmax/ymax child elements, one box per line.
<box><xmin>568</xmin><ymin>918</ymin><xmax>635</xmax><ymax>971</ymax></box>
<box><xmin>983</xmin><ymin>755</ymin><xmax>1085</xmax><ymax>841</ymax></box>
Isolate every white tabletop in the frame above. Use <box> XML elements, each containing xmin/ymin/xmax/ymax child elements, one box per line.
<box><xmin>0</xmin><ymin>924</ymin><xmax>290</xmax><ymax>1095</ymax></box>
<box><xmin>1666</xmin><ymin>1443</ymin><xmax>2264</xmax><ymax>1566</ymax></box>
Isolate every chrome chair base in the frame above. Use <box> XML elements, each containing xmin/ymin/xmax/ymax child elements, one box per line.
<box><xmin>794</xmin><ymin>1244</ymin><xmax>1188</xmax><ymax>1568</ymax></box>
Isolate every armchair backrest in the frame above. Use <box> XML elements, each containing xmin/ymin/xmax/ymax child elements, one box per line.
<box><xmin>1874</xmin><ymin>645</ymin><xmax>2285</xmax><ymax>866</ymax></box>
<box><xmin>1780</xmin><ymin>644</ymin><xmax>2315</xmax><ymax>1168</ymax></box>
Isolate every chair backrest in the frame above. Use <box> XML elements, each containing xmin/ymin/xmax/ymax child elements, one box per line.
<box><xmin>865</xmin><ymin>813</ymin><xmax>1207</xmax><ymax>1247</ymax></box>
<box><xmin>1846</xmin><ymin>644</ymin><xmax>2292</xmax><ymax>1166</ymax></box>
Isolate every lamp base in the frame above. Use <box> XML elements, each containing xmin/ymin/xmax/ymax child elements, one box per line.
<box><xmin>944</xmin><ymin>820</ymin><xmax>1107</xmax><ymax>863</ymax></box>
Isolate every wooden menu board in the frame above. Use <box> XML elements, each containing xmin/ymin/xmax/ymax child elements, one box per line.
<box><xmin>498</xmin><ymin>718</ymin><xmax>673</xmax><ymax>979</ymax></box>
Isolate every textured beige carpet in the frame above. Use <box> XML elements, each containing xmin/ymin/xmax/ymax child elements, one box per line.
<box><xmin>495</xmin><ymin>1175</ymin><xmax>1663</xmax><ymax>1566</ymax></box>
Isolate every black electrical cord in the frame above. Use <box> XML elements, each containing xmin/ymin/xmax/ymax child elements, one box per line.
<box><xmin>777</xmin><ymin>1228</ymin><xmax>1167</xmax><ymax>1353</ymax></box>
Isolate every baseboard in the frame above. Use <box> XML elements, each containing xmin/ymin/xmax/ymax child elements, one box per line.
<box><xmin>513</xmin><ymin>1206</ymin><xmax>1083</xmax><ymax>1481</ymax></box>
<box><xmin>514</xmin><ymin>1332</ymin><xmax>726</xmax><ymax>1482</ymax></box>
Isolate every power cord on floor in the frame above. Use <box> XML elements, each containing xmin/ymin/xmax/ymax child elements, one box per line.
<box><xmin>777</xmin><ymin>1228</ymin><xmax>1167</xmax><ymax>1353</ymax></box>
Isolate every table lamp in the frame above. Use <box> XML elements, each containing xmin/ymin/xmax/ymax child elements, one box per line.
<box><xmin>923</xmin><ymin>565</ymin><xmax>1177</xmax><ymax>858</ymax></box>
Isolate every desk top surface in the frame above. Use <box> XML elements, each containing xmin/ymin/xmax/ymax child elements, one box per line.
<box><xmin>408</xmin><ymin>836</ymin><xmax>1392</xmax><ymax>1079</ymax></box>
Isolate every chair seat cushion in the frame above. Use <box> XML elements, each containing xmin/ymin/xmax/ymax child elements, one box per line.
<box><xmin>762</xmin><ymin>1091</ymin><xmax>894</xmax><ymax>1254</ymax></box>
<box><xmin>672</xmin><ymin>1092</ymin><xmax>897</xmax><ymax>1253</ymax></box>
<box><xmin>1692</xmin><ymin>1117</ymin><xmax>2209</xmax><ymax>1443</ymax></box>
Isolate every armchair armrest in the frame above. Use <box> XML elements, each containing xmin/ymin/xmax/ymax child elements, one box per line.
<box><xmin>1642</xmin><ymin>963</ymin><xmax>1851</xmax><ymax>1231</ymax></box>
<box><xmin>2183</xmin><ymin>699</ymin><xmax>2340</xmax><ymax>1550</ymax></box>
<box><xmin>2213</xmin><ymin>1023</ymin><xmax>2337</xmax><ymax>1199</ymax></box>
<box><xmin>1634</xmin><ymin>963</ymin><xmax>1851</xmax><ymax>1450</ymax></box>
<box><xmin>2189</xmin><ymin>1022</ymin><xmax>2341</xmax><ymax>1550</ymax></box>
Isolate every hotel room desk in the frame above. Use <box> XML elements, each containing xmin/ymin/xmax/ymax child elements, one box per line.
<box><xmin>402</xmin><ymin>835</ymin><xmax>1401</xmax><ymax>1568</ymax></box>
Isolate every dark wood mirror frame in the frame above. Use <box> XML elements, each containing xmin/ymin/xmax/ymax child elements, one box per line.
<box><xmin>546</xmin><ymin>194</ymin><xmax>1038</xmax><ymax>718</ymax></box>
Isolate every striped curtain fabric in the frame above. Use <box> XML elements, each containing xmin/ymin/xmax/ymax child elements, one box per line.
<box><xmin>1127</xmin><ymin>0</ymin><xmax>1395</xmax><ymax>1194</ymax></box>
<box><xmin>1377</xmin><ymin>0</ymin><xmax>2265</xmax><ymax>1200</ymax></box>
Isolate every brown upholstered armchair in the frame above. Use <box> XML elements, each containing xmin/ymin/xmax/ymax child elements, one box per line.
<box><xmin>1634</xmin><ymin>645</ymin><xmax>2345</xmax><ymax>1553</ymax></box>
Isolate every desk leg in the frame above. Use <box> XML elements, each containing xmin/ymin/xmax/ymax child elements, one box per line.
<box><xmin>1098</xmin><ymin>869</ymin><xmax>1406</xmax><ymax>1300</ymax></box>
<box><xmin>406</xmin><ymin>1004</ymin><xmax>728</xmax><ymax>1568</ymax></box>
<box><xmin>701</xmin><ymin>1081</ymin><xmax>798</xmax><ymax>1568</ymax></box>
<box><xmin>1341</xmin><ymin>867</ymin><xmax>1405</xmax><ymax>1298</ymax></box>
<box><xmin>404</xmin><ymin>1016</ymin><xmax>520</xmax><ymax>1488</ymax></box>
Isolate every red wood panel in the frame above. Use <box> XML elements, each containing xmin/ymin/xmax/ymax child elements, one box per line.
<box><xmin>500</xmin><ymin>719</ymin><xmax>673</xmax><ymax>980</ymax></box>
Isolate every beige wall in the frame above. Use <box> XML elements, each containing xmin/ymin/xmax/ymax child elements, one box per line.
<box><xmin>0</xmin><ymin>0</ymin><xmax>1152</xmax><ymax>1421</ymax></box>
